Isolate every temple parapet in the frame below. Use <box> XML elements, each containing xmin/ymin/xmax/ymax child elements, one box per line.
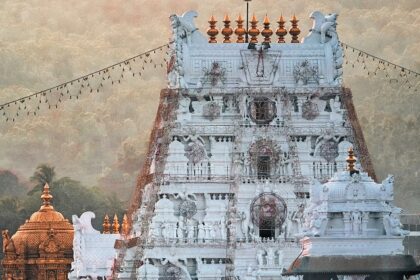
<box><xmin>168</xmin><ymin>11</ymin><xmax>343</xmax><ymax>90</ymax></box>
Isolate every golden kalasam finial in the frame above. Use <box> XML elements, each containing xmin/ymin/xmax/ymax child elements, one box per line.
<box><xmin>41</xmin><ymin>183</ymin><xmax>53</xmax><ymax>209</ymax></box>
<box><xmin>235</xmin><ymin>14</ymin><xmax>246</xmax><ymax>43</ymax></box>
<box><xmin>346</xmin><ymin>146</ymin><xmax>357</xmax><ymax>173</ymax></box>
<box><xmin>112</xmin><ymin>214</ymin><xmax>120</xmax><ymax>234</ymax></box>
<box><xmin>276</xmin><ymin>15</ymin><xmax>287</xmax><ymax>43</ymax></box>
<box><xmin>222</xmin><ymin>14</ymin><xmax>233</xmax><ymax>43</ymax></box>
<box><xmin>248</xmin><ymin>14</ymin><xmax>260</xmax><ymax>43</ymax></box>
<box><xmin>121</xmin><ymin>214</ymin><xmax>130</xmax><ymax>236</ymax></box>
<box><xmin>289</xmin><ymin>14</ymin><xmax>301</xmax><ymax>43</ymax></box>
<box><xmin>207</xmin><ymin>15</ymin><xmax>219</xmax><ymax>43</ymax></box>
<box><xmin>102</xmin><ymin>214</ymin><xmax>111</xmax><ymax>234</ymax></box>
<box><xmin>261</xmin><ymin>14</ymin><xmax>273</xmax><ymax>43</ymax></box>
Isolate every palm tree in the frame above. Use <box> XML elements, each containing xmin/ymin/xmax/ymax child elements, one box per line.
<box><xmin>27</xmin><ymin>164</ymin><xmax>56</xmax><ymax>195</ymax></box>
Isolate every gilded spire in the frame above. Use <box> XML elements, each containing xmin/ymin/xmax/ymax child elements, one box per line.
<box><xmin>222</xmin><ymin>14</ymin><xmax>233</xmax><ymax>43</ymax></box>
<box><xmin>289</xmin><ymin>14</ymin><xmax>301</xmax><ymax>43</ymax></box>
<box><xmin>102</xmin><ymin>214</ymin><xmax>111</xmax><ymax>234</ymax></box>
<box><xmin>112</xmin><ymin>214</ymin><xmax>120</xmax><ymax>234</ymax></box>
<box><xmin>261</xmin><ymin>14</ymin><xmax>273</xmax><ymax>43</ymax></box>
<box><xmin>207</xmin><ymin>15</ymin><xmax>219</xmax><ymax>43</ymax></box>
<box><xmin>276</xmin><ymin>15</ymin><xmax>287</xmax><ymax>43</ymax></box>
<box><xmin>346</xmin><ymin>146</ymin><xmax>357</xmax><ymax>173</ymax></box>
<box><xmin>40</xmin><ymin>183</ymin><xmax>53</xmax><ymax>210</ymax></box>
<box><xmin>248</xmin><ymin>14</ymin><xmax>260</xmax><ymax>43</ymax></box>
<box><xmin>121</xmin><ymin>214</ymin><xmax>130</xmax><ymax>236</ymax></box>
<box><xmin>235</xmin><ymin>14</ymin><xmax>245</xmax><ymax>43</ymax></box>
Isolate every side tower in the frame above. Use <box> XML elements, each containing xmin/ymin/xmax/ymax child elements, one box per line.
<box><xmin>115</xmin><ymin>11</ymin><xmax>376</xmax><ymax>279</ymax></box>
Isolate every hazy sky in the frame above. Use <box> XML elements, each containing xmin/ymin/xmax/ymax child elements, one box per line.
<box><xmin>0</xmin><ymin>1</ymin><xmax>419</xmax><ymax>208</ymax></box>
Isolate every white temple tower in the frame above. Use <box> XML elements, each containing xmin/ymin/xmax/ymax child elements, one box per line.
<box><xmin>113</xmin><ymin>10</ymin><xmax>377</xmax><ymax>279</ymax></box>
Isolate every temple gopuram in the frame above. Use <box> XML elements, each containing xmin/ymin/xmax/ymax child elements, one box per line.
<box><xmin>1</xmin><ymin>7</ymin><xmax>419</xmax><ymax>280</ymax></box>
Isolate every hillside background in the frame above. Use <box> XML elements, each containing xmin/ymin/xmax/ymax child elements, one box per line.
<box><xmin>0</xmin><ymin>0</ymin><xmax>418</xmax><ymax>248</ymax></box>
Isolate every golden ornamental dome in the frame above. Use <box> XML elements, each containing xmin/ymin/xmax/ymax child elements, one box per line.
<box><xmin>3</xmin><ymin>183</ymin><xmax>73</xmax><ymax>257</ymax></box>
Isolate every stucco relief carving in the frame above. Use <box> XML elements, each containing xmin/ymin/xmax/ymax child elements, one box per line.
<box><xmin>303</xmin><ymin>11</ymin><xmax>343</xmax><ymax>85</ymax></box>
<box><xmin>202</xmin><ymin>101</ymin><xmax>221</xmax><ymax>120</ymax></box>
<box><xmin>301</xmin><ymin>99</ymin><xmax>319</xmax><ymax>120</ymax></box>
<box><xmin>293</xmin><ymin>60</ymin><xmax>319</xmax><ymax>85</ymax></box>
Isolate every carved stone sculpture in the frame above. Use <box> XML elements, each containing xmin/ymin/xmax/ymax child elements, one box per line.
<box><xmin>293</xmin><ymin>60</ymin><xmax>319</xmax><ymax>85</ymax></box>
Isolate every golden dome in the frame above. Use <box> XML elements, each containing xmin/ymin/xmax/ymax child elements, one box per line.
<box><xmin>4</xmin><ymin>183</ymin><xmax>73</xmax><ymax>256</ymax></box>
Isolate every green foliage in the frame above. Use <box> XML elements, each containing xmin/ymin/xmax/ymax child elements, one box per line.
<box><xmin>0</xmin><ymin>170</ymin><xmax>28</xmax><ymax>197</ymax></box>
<box><xmin>28</xmin><ymin>164</ymin><xmax>56</xmax><ymax>195</ymax></box>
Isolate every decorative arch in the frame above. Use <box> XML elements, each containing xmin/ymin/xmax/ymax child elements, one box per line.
<box><xmin>250</xmin><ymin>192</ymin><xmax>287</xmax><ymax>239</ymax></box>
<box><xmin>249</xmin><ymin>139</ymin><xmax>281</xmax><ymax>178</ymax></box>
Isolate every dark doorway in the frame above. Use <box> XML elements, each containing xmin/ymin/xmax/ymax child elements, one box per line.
<box><xmin>257</xmin><ymin>156</ymin><xmax>270</xmax><ymax>179</ymax></box>
<box><xmin>259</xmin><ymin>217</ymin><xmax>275</xmax><ymax>238</ymax></box>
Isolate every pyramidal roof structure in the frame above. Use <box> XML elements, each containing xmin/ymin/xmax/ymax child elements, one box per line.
<box><xmin>108</xmin><ymin>10</ymin><xmax>385</xmax><ymax>279</ymax></box>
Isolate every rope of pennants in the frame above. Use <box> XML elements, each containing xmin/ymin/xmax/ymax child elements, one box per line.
<box><xmin>0</xmin><ymin>41</ymin><xmax>419</xmax><ymax>122</ymax></box>
<box><xmin>0</xmin><ymin>42</ymin><xmax>172</xmax><ymax>122</ymax></box>
<box><xmin>341</xmin><ymin>42</ymin><xmax>420</xmax><ymax>92</ymax></box>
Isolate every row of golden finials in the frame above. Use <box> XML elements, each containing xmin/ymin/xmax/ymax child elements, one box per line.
<box><xmin>207</xmin><ymin>14</ymin><xmax>301</xmax><ymax>43</ymax></box>
<box><xmin>102</xmin><ymin>213</ymin><xmax>130</xmax><ymax>235</ymax></box>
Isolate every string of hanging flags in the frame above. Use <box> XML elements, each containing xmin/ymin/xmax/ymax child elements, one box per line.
<box><xmin>0</xmin><ymin>41</ymin><xmax>419</xmax><ymax>122</ymax></box>
<box><xmin>0</xmin><ymin>43</ymin><xmax>171</xmax><ymax>122</ymax></box>
<box><xmin>341</xmin><ymin>42</ymin><xmax>419</xmax><ymax>92</ymax></box>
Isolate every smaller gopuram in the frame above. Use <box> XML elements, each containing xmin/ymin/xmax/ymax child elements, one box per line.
<box><xmin>69</xmin><ymin>212</ymin><xmax>129</xmax><ymax>279</ymax></box>
<box><xmin>1</xmin><ymin>183</ymin><xmax>74</xmax><ymax>280</ymax></box>
<box><xmin>284</xmin><ymin>149</ymin><xmax>420</xmax><ymax>280</ymax></box>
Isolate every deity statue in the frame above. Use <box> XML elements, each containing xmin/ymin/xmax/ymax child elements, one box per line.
<box><xmin>330</xmin><ymin>95</ymin><xmax>343</xmax><ymax>125</ymax></box>
<box><xmin>197</xmin><ymin>223</ymin><xmax>205</xmax><ymax>243</ymax></box>
<box><xmin>186</xmin><ymin>219</ymin><xmax>195</xmax><ymax>242</ymax></box>
<box><xmin>383</xmin><ymin>212</ymin><xmax>410</xmax><ymax>236</ymax></box>
<box><xmin>177</xmin><ymin>216</ymin><xmax>185</xmax><ymax>241</ymax></box>
<box><xmin>351</xmin><ymin>210</ymin><xmax>362</xmax><ymax>235</ymax></box>
<box><xmin>312</xmin><ymin>122</ymin><xmax>340</xmax><ymax>162</ymax></box>
<box><xmin>290</xmin><ymin>204</ymin><xmax>305</xmax><ymax>237</ymax></box>
<box><xmin>256</xmin><ymin>249</ymin><xmax>265</xmax><ymax>266</ymax></box>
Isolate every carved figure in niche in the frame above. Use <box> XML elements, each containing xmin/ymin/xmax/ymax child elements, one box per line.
<box><xmin>381</xmin><ymin>175</ymin><xmax>394</xmax><ymax>201</ymax></box>
<box><xmin>351</xmin><ymin>210</ymin><xmax>362</xmax><ymax>235</ymax></box>
<box><xmin>275</xmin><ymin>152</ymin><xmax>290</xmax><ymax>176</ymax></box>
<box><xmin>184</xmin><ymin>131</ymin><xmax>207</xmax><ymax>165</ymax></box>
<box><xmin>256</xmin><ymin>249</ymin><xmax>265</xmax><ymax>266</ymax></box>
<box><xmin>302</xmin><ymin>96</ymin><xmax>320</xmax><ymax>120</ymax></box>
<box><xmin>330</xmin><ymin>95</ymin><xmax>343</xmax><ymax>125</ymax></box>
<box><xmin>266</xmin><ymin>247</ymin><xmax>276</xmax><ymax>266</ymax></box>
<box><xmin>177</xmin><ymin>216</ymin><xmax>185</xmax><ymax>240</ymax></box>
<box><xmin>293</xmin><ymin>60</ymin><xmax>319</xmax><ymax>85</ymax></box>
<box><xmin>313</xmin><ymin>123</ymin><xmax>340</xmax><ymax>162</ymax></box>
<box><xmin>238</xmin><ymin>211</ymin><xmax>251</xmax><ymax>241</ymax></box>
<box><xmin>202</xmin><ymin>101</ymin><xmax>221</xmax><ymax>120</ymax></box>
<box><xmin>383</xmin><ymin>212</ymin><xmax>409</xmax><ymax>236</ymax></box>
<box><xmin>197</xmin><ymin>223</ymin><xmax>205</xmax><ymax>243</ymax></box>
<box><xmin>186</xmin><ymin>219</ymin><xmax>195</xmax><ymax>242</ymax></box>
<box><xmin>242</xmin><ymin>154</ymin><xmax>252</xmax><ymax>177</ymax></box>
<box><xmin>201</xmin><ymin>62</ymin><xmax>227</xmax><ymax>87</ymax></box>
<box><xmin>290</xmin><ymin>204</ymin><xmax>305</xmax><ymax>237</ymax></box>
<box><xmin>303</xmin><ymin>210</ymin><xmax>327</xmax><ymax>237</ymax></box>
<box><xmin>178</xmin><ymin>96</ymin><xmax>191</xmax><ymax>121</ymax></box>
<box><xmin>204</xmin><ymin>223</ymin><xmax>212</xmax><ymax>241</ymax></box>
